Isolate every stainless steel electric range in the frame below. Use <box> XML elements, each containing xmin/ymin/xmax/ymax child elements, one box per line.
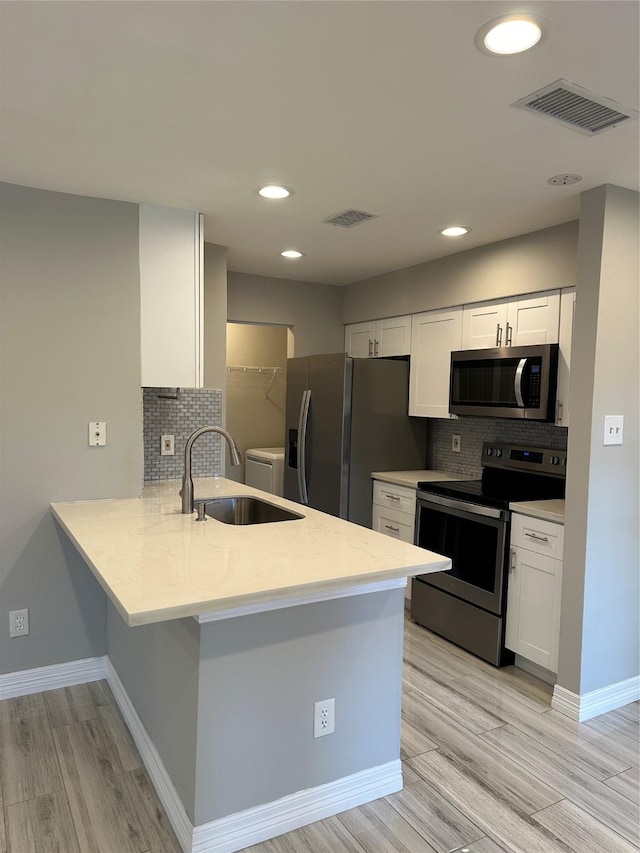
<box><xmin>411</xmin><ymin>442</ymin><xmax>566</xmax><ymax>666</ymax></box>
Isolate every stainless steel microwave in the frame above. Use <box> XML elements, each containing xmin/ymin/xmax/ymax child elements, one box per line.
<box><xmin>449</xmin><ymin>343</ymin><xmax>559</xmax><ymax>420</ymax></box>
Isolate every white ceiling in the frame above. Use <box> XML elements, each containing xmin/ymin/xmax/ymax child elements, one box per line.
<box><xmin>1</xmin><ymin>1</ymin><xmax>638</xmax><ymax>285</ymax></box>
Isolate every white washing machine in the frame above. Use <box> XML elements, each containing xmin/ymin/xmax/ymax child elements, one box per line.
<box><xmin>244</xmin><ymin>447</ymin><xmax>285</xmax><ymax>496</ymax></box>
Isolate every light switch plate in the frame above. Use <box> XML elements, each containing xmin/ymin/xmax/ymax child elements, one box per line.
<box><xmin>603</xmin><ymin>415</ymin><xmax>624</xmax><ymax>445</ymax></box>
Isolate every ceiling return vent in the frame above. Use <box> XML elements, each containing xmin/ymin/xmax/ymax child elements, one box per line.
<box><xmin>322</xmin><ymin>209</ymin><xmax>379</xmax><ymax>228</ymax></box>
<box><xmin>512</xmin><ymin>79</ymin><xmax>639</xmax><ymax>135</ymax></box>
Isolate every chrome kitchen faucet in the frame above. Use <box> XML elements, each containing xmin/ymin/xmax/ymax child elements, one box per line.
<box><xmin>181</xmin><ymin>426</ymin><xmax>242</xmax><ymax>513</ymax></box>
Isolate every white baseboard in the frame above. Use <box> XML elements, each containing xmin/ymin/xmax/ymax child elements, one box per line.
<box><xmin>191</xmin><ymin>759</ymin><xmax>402</xmax><ymax>853</ymax></box>
<box><xmin>552</xmin><ymin>675</ymin><xmax>640</xmax><ymax>721</ymax></box>
<box><xmin>106</xmin><ymin>660</ymin><xmax>194</xmax><ymax>853</ymax></box>
<box><xmin>0</xmin><ymin>656</ymin><xmax>107</xmax><ymax>701</ymax></box>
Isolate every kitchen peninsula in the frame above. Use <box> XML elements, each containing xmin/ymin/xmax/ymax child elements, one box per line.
<box><xmin>52</xmin><ymin>477</ymin><xmax>450</xmax><ymax>853</ymax></box>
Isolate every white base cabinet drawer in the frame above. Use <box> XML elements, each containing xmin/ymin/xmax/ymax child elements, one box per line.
<box><xmin>372</xmin><ymin>481</ymin><xmax>416</xmax><ymax>515</ymax></box>
<box><xmin>372</xmin><ymin>504</ymin><xmax>415</xmax><ymax>543</ymax></box>
<box><xmin>510</xmin><ymin>513</ymin><xmax>564</xmax><ymax>559</ymax></box>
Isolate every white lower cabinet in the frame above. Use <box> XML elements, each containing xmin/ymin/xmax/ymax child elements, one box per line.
<box><xmin>372</xmin><ymin>480</ymin><xmax>416</xmax><ymax>603</ymax></box>
<box><xmin>506</xmin><ymin>513</ymin><xmax>564</xmax><ymax>672</ymax></box>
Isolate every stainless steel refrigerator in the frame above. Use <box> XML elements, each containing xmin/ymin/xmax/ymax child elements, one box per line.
<box><xmin>284</xmin><ymin>353</ymin><xmax>427</xmax><ymax>526</ymax></box>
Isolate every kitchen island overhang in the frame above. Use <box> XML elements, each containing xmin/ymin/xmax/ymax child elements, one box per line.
<box><xmin>51</xmin><ymin>478</ymin><xmax>450</xmax><ymax>853</ymax></box>
<box><xmin>51</xmin><ymin>477</ymin><xmax>449</xmax><ymax>627</ymax></box>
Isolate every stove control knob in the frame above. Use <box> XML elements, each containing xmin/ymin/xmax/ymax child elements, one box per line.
<box><xmin>495</xmin><ymin>449</ymin><xmax>502</xmax><ymax>458</ymax></box>
<box><xmin>486</xmin><ymin>447</ymin><xmax>493</xmax><ymax>456</ymax></box>
<box><xmin>551</xmin><ymin>455</ymin><xmax>560</xmax><ymax>465</ymax></box>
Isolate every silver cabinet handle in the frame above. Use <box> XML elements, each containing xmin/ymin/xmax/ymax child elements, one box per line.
<box><xmin>556</xmin><ymin>401</ymin><xmax>564</xmax><ymax>424</ymax></box>
<box><xmin>525</xmin><ymin>532</ymin><xmax>549</xmax><ymax>542</ymax></box>
<box><xmin>297</xmin><ymin>389</ymin><xmax>311</xmax><ymax>505</ymax></box>
<box><xmin>368</xmin><ymin>339</ymin><xmax>373</xmax><ymax>357</ymax></box>
<box><xmin>385</xmin><ymin>493</ymin><xmax>401</xmax><ymax>500</ymax></box>
<box><xmin>496</xmin><ymin>324</ymin><xmax>503</xmax><ymax>347</ymax></box>
<box><xmin>506</xmin><ymin>323</ymin><xmax>513</xmax><ymax>346</ymax></box>
<box><xmin>385</xmin><ymin>524</ymin><xmax>400</xmax><ymax>532</ymax></box>
<box><xmin>509</xmin><ymin>549</ymin><xmax>517</xmax><ymax>572</ymax></box>
<box><xmin>374</xmin><ymin>339</ymin><xmax>379</xmax><ymax>357</ymax></box>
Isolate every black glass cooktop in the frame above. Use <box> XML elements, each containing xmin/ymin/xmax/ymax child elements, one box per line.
<box><xmin>417</xmin><ymin>471</ymin><xmax>565</xmax><ymax>511</ymax></box>
<box><xmin>417</xmin><ymin>442</ymin><xmax>567</xmax><ymax>510</ymax></box>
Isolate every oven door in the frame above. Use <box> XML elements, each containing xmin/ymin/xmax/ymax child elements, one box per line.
<box><xmin>414</xmin><ymin>493</ymin><xmax>508</xmax><ymax>615</ymax></box>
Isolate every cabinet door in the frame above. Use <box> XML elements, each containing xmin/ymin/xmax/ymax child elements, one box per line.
<box><xmin>409</xmin><ymin>308</ymin><xmax>463</xmax><ymax>418</ymax></box>
<box><xmin>506</xmin><ymin>546</ymin><xmax>562</xmax><ymax>671</ymax></box>
<box><xmin>345</xmin><ymin>321</ymin><xmax>375</xmax><ymax>358</ymax></box>
<box><xmin>555</xmin><ymin>288</ymin><xmax>576</xmax><ymax>427</ymax></box>
<box><xmin>376</xmin><ymin>315</ymin><xmax>411</xmax><ymax>357</ymax></box>
<box><xmin>461</xmin><ymin>299</ymin><xmax>508</xmax><ymax>349</ymax></box>
<box><xmin>507</xmin><ymin>291</ymin><xmax>560</xmax><ymax>346</ymax></box>
<box><xmin>140</xmin><ymin>205</ymin><xmax>204</xmax><ymax>388</ymax></box>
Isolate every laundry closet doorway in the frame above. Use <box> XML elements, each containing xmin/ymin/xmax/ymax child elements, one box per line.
<box><xmin>225</xmin><ymin>322</ymin><xmax>289</xmax><ymax>485</ymax></box>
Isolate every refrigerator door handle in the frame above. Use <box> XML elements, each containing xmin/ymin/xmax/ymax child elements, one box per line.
<box><xmin>297</xmin><ymin>389</ymin><xmax>311</xmax><ymax>504</ymax></box>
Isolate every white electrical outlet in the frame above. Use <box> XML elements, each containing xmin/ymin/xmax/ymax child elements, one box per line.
<box><xmin>161</xmin><ymin>435</ymin><xmax>175</xmax><ymax>456</ymax></box>
<box><xmin>314</xmin><ymin>697</ymin><xmax>335</xmax><ymax>738</ymax></box>
<box><xmin>10</xmin><ymin>608</ymin><xmax>29</xmax><ymax>638</ymax></box>
<box><xmin>452</xmin><ymin>434</ymin><xmax>461</xmax><ymax>453</ymax></box>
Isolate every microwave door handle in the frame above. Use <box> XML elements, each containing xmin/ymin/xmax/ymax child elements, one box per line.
<box><xmin>514</xmin><ymin>358</ymin><xmax>527</xmax><ymax>407</ymax></box>
<box><xmin>297</xmin><ymin>390</ymin><xmax>311</xmax><ymax>504</ymax></box>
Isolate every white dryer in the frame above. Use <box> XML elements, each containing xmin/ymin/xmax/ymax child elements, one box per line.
<box><xmin>244</xmin><ymin>447</ymin><xmax>285</xmax><ymax>496</ymax></box>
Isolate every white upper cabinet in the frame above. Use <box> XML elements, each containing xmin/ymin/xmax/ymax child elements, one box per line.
<box><xmin>409</xmin><ymin>307</ymin><xmax>463</xmax><ymax>418</ymax></box>
<box><xmin>139</xmin><ymin>204</ymin><xmax>204</xmax><ymax>388</ymax></box>
<box><xmin>345</xmin><ymin>315</ymin><xmax>411</xmax><ymax>358</ymax></box>
<box><xmin>461</xmin><ymin>291</ymin><xmax>560</xmax><ymax>349</ymax></box>
<box><xmin>555</xmin><ymin>288</ymin><xmax>576</xmax><ymax>427</ymax></box>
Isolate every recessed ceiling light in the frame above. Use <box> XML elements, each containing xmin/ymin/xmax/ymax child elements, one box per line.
<box><xmin>280</xmin><ymin>249</ymin><xmax>304</xmax><ymax>259</ymax></box>
<box><xmin>439</xmin><ymin>226</ymin><xmax>471</xmax><ymax>237</ymax></box>
<box><xmin>258</xmin><ymin>185</ymin><xmax>294</xmax><ymax>199</ymax></box>
<box><xmin>475</xmin><ymin>15</ymin><xmax>546</xmax><ymax>56</ymax></box>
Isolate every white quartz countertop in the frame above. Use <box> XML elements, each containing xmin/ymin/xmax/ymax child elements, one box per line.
<box><xmin>51</xmin><ymin>478</ymin><xmax>450</xmax><ymax>627</ymax></box>
<box><xmin>371</xmin><ymin>470</ymin><xmax>470</xmax><ymax>489</ymax></box>
<box><xmin>509</xmin><ymin>499</ymin><xmax>566</xmax><ymax>524</ymax></box>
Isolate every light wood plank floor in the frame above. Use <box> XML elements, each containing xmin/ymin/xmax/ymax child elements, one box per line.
<box><xmin>1</xmin><ymin>618</ymin><xmax>637</xmax><ymax>853</ymax></box>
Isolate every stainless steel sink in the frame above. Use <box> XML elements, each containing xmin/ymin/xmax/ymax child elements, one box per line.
<box><xmin>197</xmin><ymin>496</ymin><xmax>304</xmax><ymax>525</ymax></box>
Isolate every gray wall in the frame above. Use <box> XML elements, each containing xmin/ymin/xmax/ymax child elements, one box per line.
<box><xmin>107</xmin><ymin>606</ymin><xmax>200</xmax><ymax>821</ymax></box>
<box><xmin>227</xmin><ymin>271</ymin><xmax>344</xmax><ymax>356</ymax></box>
<box><xmin>195</xmin><ymin>590</ymin><xmax>404</xmax><ymax>824</ymax></box>
<box><xmin>0</xmin><ymin>184</ymin><xmax>143</xmax><ymax>675</ymax></box>
<box><xmin>559</xmin><ymin>186</ymin><xmax>639</xmax><ymax>695</ymax></box>
<box><xmin>343</xmin><ymin>221</ymin><xmax>579</xmax><ymax>323</ymax></box>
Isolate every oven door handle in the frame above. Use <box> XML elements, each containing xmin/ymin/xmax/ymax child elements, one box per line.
<box><xmin>514</xmin><ymin>358</ymin><xmax>527</xmax><ymax>407</ymax></box>
<box><xmin>417</xmin><ymin>492</ymin><xmax>507</xmax><ymax>520</ymax></box>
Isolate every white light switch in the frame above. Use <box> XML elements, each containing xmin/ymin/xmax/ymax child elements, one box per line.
<box><xmin>603</xmin><ymin>415</ymin><xmax>624</xmax><ymax>446</ymax></box>
<box><xmin>88</xmin><ymin>421</ymin><xmax>107</xmax><ymax>447</ymax></box>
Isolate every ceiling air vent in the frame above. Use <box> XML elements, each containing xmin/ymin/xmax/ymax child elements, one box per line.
<box><xmin>322</xmin><ymin>209</ymin><xmax>378</xmax><ymax>228</ymax></box>
<box><xmin>512</xmin><ymin>79</ymin><xmax>639</xmax><ymax>135</ymax></box>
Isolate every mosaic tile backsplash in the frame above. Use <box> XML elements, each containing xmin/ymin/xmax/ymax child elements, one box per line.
<box><xmin>427</xmin><ymin>417</ymin><xmax>568</xmax><ymax>478</ymax></box>
<box><xmin>143</xmin><ymin>387</ymin><xmax>224</xmax><ymax>481</ymax></box>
